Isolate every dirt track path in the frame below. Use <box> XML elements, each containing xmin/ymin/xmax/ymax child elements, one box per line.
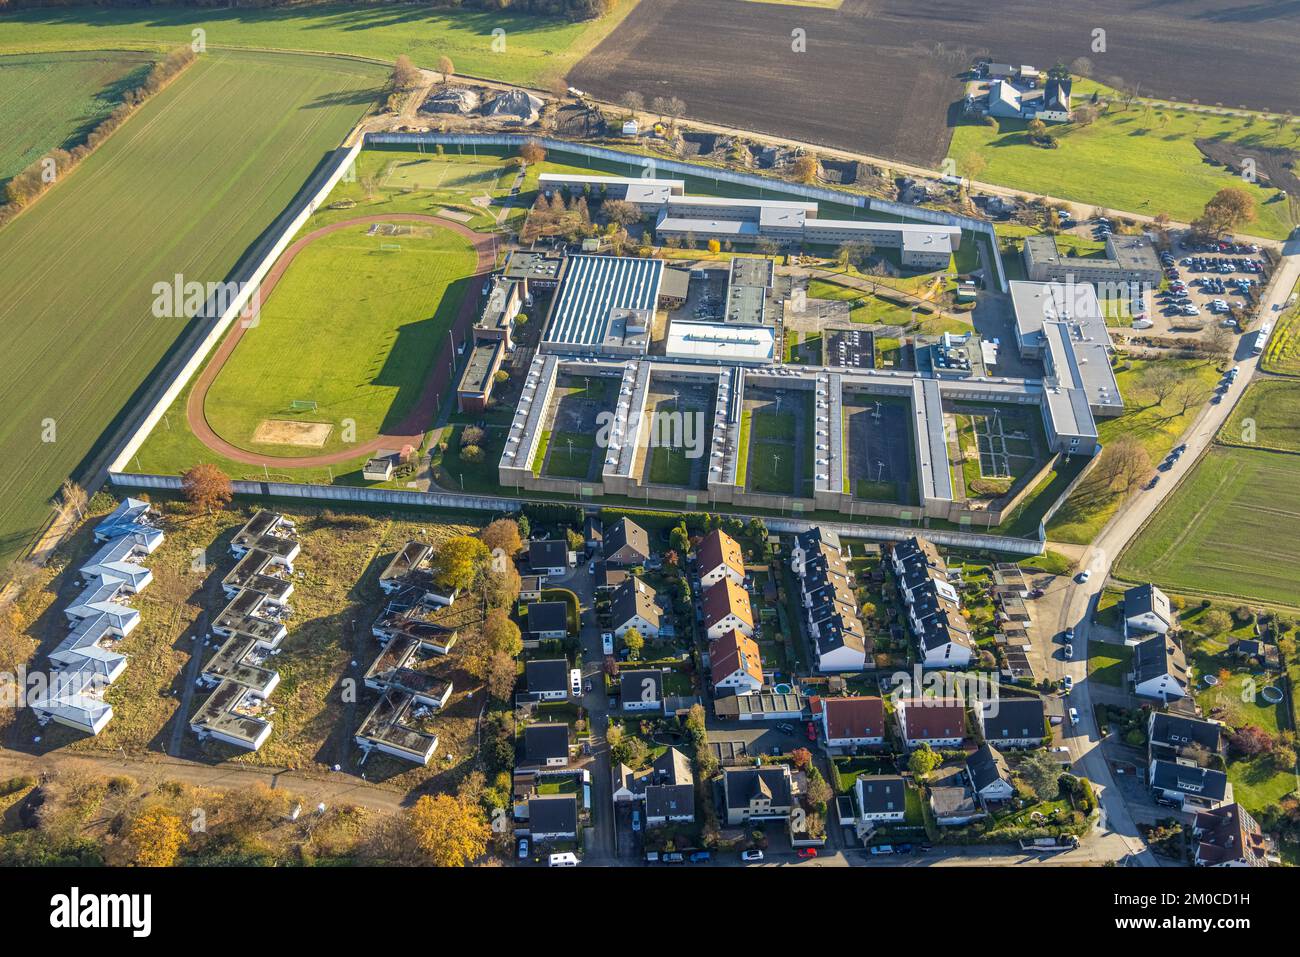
<box><xmin>186</xmin><ymin>213</ymin><xmax>496</xmax><ymax>468</ymax></box>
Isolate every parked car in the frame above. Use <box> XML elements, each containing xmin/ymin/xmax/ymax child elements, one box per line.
<box><xmin>1062</xmin><ymin>674</ymin><xmax>1074</xmax><ymax>691</ymax></box>
<box><xmin>1069</xmin><ymin>707</ymin><xmax>1080</xmax><ymax>726</ymax></box>
<box><xmin>796</xmin><ymin>847</ymin><xmax>818</xmax><ymax>859</ymax></box>
<box><xmin>1063</xmin><ymin>644</ymin><xmax>1074</xmax><ymax>660</ymax></box>
<box><xmin>631</xmin><ymin>810</ymin><xmax>641</xmax><ymax>833</ymax></box>
<box><xmin>870</xmin><ymin>845</ymin><xmax>894</xmax><ymax>856</ymax></box>
<box><xmin>1076</xmin><ymin>570</ymin><xmax>1091</xmax><ymax>583</ymax></box>
<box><xmin>601</xmin><ymin>632</ymin><xmax>614</xmax><ymax>655</ymax></box>
<box><xmin>689</xmin><ymin>851</ymin><xmax>712</xmax><ymax>863</ymax></box>
<box><xmin>776</xmin><ymin>722</ymin><xmax>795</xmax><ymax>735</ymax></box>
<box><xmin>549</xmin><ymin>852</ymin><xmax>579</xmax><ymax>867</ymax></box>
<box><xmin>741</xmin><ymin>849</ymin><xmax>764</xmax><ymax>862</ymax></box>
<box><xmin>517</xmin><ymin>837</ymin><xmax>530</xmax><ymax>859</ymax></box>
<box><xmin>806</xmin><ymin>722</ymin><xmax>818</xmax><ymax>741</ymax></box>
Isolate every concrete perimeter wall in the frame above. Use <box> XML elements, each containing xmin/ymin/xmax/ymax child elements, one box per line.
<box><xmin>365</xmin><ymin>132</ymin><xmax>871</xmax><ymax>209</ymax></box>
<box><xmin>107</xmin><ymin>139</ymin><xmax>365</xmax><ymax>475</ymax></box>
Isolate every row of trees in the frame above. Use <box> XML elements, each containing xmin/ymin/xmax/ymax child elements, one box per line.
<box><xmin>2</xmin><ymin>45</ymin><xmax>198</xmax><ymax>224</ymax></box>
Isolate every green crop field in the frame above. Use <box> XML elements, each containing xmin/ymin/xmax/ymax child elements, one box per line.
<box><xmin>950</xmin><ymin>81</ymin><xmax>1298</xmax><ymax>240</ymax></box>
<box><xmin>1115</xmin><ymin>445</ymin><xmax>1300</xmax><ymax>609</ymax></box>
<box><xmin>1221</xmin><ymin>378</ymin><xmax>1300</xmax><ymax>453</ymax></box>
<box><xmin>0</xmin><ymin>50</ymin><xmax>154</xmax><ymax>189</ymax></box>
<box><xmin>0</xmin><ymin>49</ymin><xmax>386</xmax><ymax>565</ymax></box>
<box><xmin>202</xmin><ymin>223</ymin><xmax>477</xmax><ymax>457</ymax></box>
<box><xmin>0</xmin><ymin>2</ymin><xmax>641</xmax><ymax>89</ymax></box>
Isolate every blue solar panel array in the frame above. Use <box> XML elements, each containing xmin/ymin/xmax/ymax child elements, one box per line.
<box><xmin>543</xmin><ymin>256</ymin><xmax>664</xmax><ymax>348</ymax></box>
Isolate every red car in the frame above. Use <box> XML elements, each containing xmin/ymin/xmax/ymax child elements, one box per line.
<box><xmin>797</xmin><ymin>848</ymin><xmax>818</xmax><ymax>859</ymax></box>
<box><xmin>806</xmin><ymin>722</ymin><xmax>817</xmax><ymax>742</ymax></box>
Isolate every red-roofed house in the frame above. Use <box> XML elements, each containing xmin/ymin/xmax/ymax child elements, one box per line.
<box><xmin>896</xmin><ymin>698</ymin><xmax>967</xmax><ymax>750</ymax></box>
<box><xmin>698</xmin><ymin>529</ymin><xmax>745</xmax><ymax>588</ymax></box>
<box><xmin>703</xmin><ymin>578</ymin><xmax>754</xmax><ymax>641</ymax></box>
<box><xmin>709</xmin><ymin>630</ymin><xmax>764</xmax><ymax>694</ymax></box>
<box><xmin>821</xmin><ymin>696</ymin><xmax>886</xmax><ymax>749</ymax></box>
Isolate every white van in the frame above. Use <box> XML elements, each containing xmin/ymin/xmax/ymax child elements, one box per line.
<box><xmin>549</xmin><ymin>852</ymin><xmax>579</xmax><ymax>867</ymax></box>
<box><xmin>570</xmin><ymin>668</ymin><xmax>583</xmax><ymax>697</ymax></box>
<box><xmin>601</xmin><ymin>632</ymin><xmax>614</xmax><ymax>655</ymax></box>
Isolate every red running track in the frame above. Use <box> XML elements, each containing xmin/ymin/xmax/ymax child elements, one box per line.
<box><xmin>186</xmin><ymin>213</ymin><xmax>495</xmax><ymax>468</ymax></box>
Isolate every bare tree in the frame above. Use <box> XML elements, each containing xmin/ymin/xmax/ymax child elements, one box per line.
<box><xmin>620</xmin><ymin>91</ymin><xmax>644</xmax><ymax>116</ymax></box>
<box><xmin>437</xmin><ymin>55</ymin><xmax>455</xmax><ymax>86</ymax></box>
<box><xmin>59</xmin><ymin>479</ymin><xmax>88</xmax><ymax>524</ymax></box>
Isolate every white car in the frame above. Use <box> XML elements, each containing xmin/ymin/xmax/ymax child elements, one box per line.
<box><xmin>741</xmin><ymin>850</ymin><xmax>764</xmax><ymax>862</ymax></box>
<box><xmin>1062</xmin><ymin>674</ymin><xmax>1074</xmax><ymax>691</ymax></box>
<box><xmin>1068</xmin><ymin>707</ymin><xmax>1080</xmax><ymax>726</ymax></box>
<box><xmin>601</xmin><ymin>632</ymin><xmax>614</xmax><ymax>655</ymax></box>
<box><xmin>1076</xmin><ymin>570</ymin><xmax>1092</xmax><ymax>584</ymax></box>
<box><xmin>1063</xmin><ymin>644</ymin><xmax>1074</xmax><ymax>659</ymax></box>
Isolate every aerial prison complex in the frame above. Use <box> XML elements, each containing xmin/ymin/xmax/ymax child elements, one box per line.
<box><xmin>465</xmin><ymin>179</ymin><xmax>1122</xmax><ymax>522</ymax></box>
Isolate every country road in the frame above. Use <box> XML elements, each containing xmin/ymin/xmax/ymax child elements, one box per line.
<box><xmin>1046</xmin><ymin>232</ymin><xmax>1300</xmax><ymax>864</ymax></box>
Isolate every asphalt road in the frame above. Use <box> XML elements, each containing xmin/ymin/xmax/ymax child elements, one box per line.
<box><xmin>1048</xmin><ymin>235</ymin><xmax>1300</xmax><ymax>865</ymax></box>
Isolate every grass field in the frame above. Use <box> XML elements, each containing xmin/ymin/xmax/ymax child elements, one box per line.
<box><xmin>950</xmin><ymin>81</ymin><xmax>1298</xmax><ymax>240</ymax></box>
<box><xmin>203</xmin><ymin>223</ymin><xmax>476</xmax><ymax>457</ymax></box>
<box><xmin>1046</xmin><ymin>358</ymin><xmax>1222</xmax><ymax>544</ymax></box>
<box><xmin>0</xmin><ymin>2</ymin><xmax>641</xmax><ymax>89</ymax></box>
<box><xmin>0</xmin><ymin>49</ymin><xmax>386</xmax><ymax>566</ymax></box>
<box><xmin>648</xmin><ymin>444</ymin><xmax>693</xmax><ymax>486</ymax></box>
<box><xmin>1087</xmin><ymin>641</ymin><xmax>1133</xmax><ymax>687</ymax></box>
<box><xmin>0</xmin><ymin>50</ymin><xmax>153</xmax><ymax>188</ymax></box>
<box><xmin>1115</xmin><ymin>445</ymin><xmax>1300</xmax><ymax>610</ymax></box>
<box><xmin>544</xmin><ymin>431</ymin><xmax>596</xmax><ymax>479</ymax></box>
<box><xmin>1221</xmin><ymin>378</ymin><xmax>1300</xmax><ymax>453</ymax></box>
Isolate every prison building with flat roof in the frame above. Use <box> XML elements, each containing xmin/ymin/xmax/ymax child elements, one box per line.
<box><xmin>1022</xmin><ymin>233</ymin><xmax>1162</xmax><ymax>286</ymax></box>
<box><xmin>457</xmin><ymin>339</ymin><xmax>505</xmax><ymax>413</ymax></box>
<box><xmin>540</xmin><ymin>255</ymin><xmax>664</xmax><ymax>356</ymax></box>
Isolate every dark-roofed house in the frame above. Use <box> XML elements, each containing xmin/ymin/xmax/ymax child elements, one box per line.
<box><xmin>1123</xmin><ymin>583</ymin><xmax>1172</xmax><ymax>644</ymax></box>
<box><xmin>966</xmin><ymin>743</ymin><xmax>1014</xmax><ymax>801</ymax></box>
<box><xmin>821</xmin><ymin>696</ymin><xmax>886</xmax><ymax>749</ymax></box>
<box><xmin>1194</xmin><ymin>804</ymin><xmax>1273</xmax><ymax>867</ymax></box>
<box><xmin>644</xmin><ymin>748</ymin><xmax>695</xmax><ymax>826</ymax></box>
<box><xmin>524</xmin><ymin>722</ymin><xmax>571</xmax><ymax>768</ymax></box>
<box><xmin>593</xmin><ymin>560</ymin><xmax>628</xmax><ymax>593</ymax></box>
<box><xmin>1148</xmin><ymin>712</ymin><xmax>1224</xmax><ymax>764</ymax></box>
<box><xmin>604</xmin><ymin>517</ymin><xmax>651</xmax><ymax>567</ymax></box>
<box><xmin>1132</xmin><ymin>635</ymin><xmax>1190</xmax><ymax>702</ymax></box>
<box><xmin>723</xmin><ymin>764</ymin><xmax>795</xmax><ymax>826</ymax></box>
<box><xmin>977</xmin><ymin>696</ymin><xmax>1047</xmax><ymax>749</ymax></box>
<box><xmin>611</xmin><ymin>577</ymin><xmax>661</xmax><ymax>638</ymax></box>
<box><xmin>896</xmin><ymin>698</ymin><xmax>967</xmax><ymax>750</ymax></box>
<box><xmin>525</xmin><ymin>794</ymin><xmax>579</xmax><ymax>843</ymax></box>
<box><xmin>529</xmin><ymin>540</ymin><xmax>571</xmax><ymax>578</ymax></box>
<box><xmin>525</xmin><ymin>658</ymin><xmax>570</xmax><ymax>701</ymax></box>
<box><xmin>526</xmin><ymin>601</ymin><xmax>569</xmax><ymax>641</ymax></box>
<box><xmin>854</xmin><ymin>774</ymin><xmax>906</xmax><ymax>824</ymax></box>
<box><xmin>620</xmin><ymin>669</ymin><xmax>665</xmax><ymax>714</ymax></box>
<box><xmin>1149</xmin><ymin>758</ymin><xmax>1230</xmax><ymax>811</ymax></box>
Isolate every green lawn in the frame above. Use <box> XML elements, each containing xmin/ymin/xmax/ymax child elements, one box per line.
<box><xmin>0</xmin><ymin>50</ymin><xmax>154</xmax><ymax>188</ymax></box>
<box><xmin>0</xmin><ymin>2</ymin><xmax>642</xmax><ymax>89</ymax></box>
<box><xmin>1194</xmin><ymin>667</ymin><xmax>1286</xmax><ymax>734</ymax></box>
<box><xmin>1047</xmin><ymin>357</ymin><xmax>1222</xmax><ymax>544</ymax></box>
<box><xmin>1225</xmin><ymin>755</ymin><xmax>1297</xmax><ymax>817</ymax></box>
<box><xmin>648</xmin><ymin>444</ymin><xmax>693</xmax><ymax>486</ymax></box>
<box><xmin>543</xmin><ymin>431</ymin><xmax>596</xmax><ymax>479</ymax></box>
<box><xmin>1115</xmin><ymin>445</ymin><xmax>1300</xmax><ymax>610</ymax></box>
<box><xmin>0</xmin><ymin>49</ymin><xmax>386</xmax><ymax>565</ymax></box>
<box><xmin>203</xmin><ymin>224</ymin><xmax>476</xmax><ymax>457</ymax></box>
<box><xmin>1221</xmin><ymin>378</ymin><xmax>1300</xmax><ymax>453</ymax></box>
<box><xmin>950</xmin><ymin>81</ymin><xmax>1297</xmax><ymax>240</ymax></box>
<box><xmin>745</xmin><ymin>407</ymin><xmax>802</xmax><ymax>495</ymax></box>
<box><xmin>1087</xmin><ymin>641</ymin><xmax>1133</xmax><ymax>687</ymax></box>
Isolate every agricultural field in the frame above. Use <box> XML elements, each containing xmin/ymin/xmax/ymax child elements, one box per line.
<box><xmin>202</xmin><ymin>223</ymin><xmax>478</xmax><ymax>458</ymax></box>
<box><xmin>4</xmin><ymin>496</ymin><xmax>486</xmax><ymax>793</ymax></box>
<box><xmin>0</xmin><ymin>1</ymin><xmax>642</xmax><ymax>89</ymax></box>
<box><xmin>0</xmin><ymin>49</ymin><xmax>387</xmax><ymax>567</ymax></box>
<box><xmin>1115</xmin><ymin>445</ymin><xmax>1300</xmax><ymax>610</ymax></box>
<box><xmin>1221</xmin><ymin>378</ymin><xmax>1300</xmax><ymax>454</ymax></box>
<box><xmin>1046</xmin><ymin>357</ymin><xmax>1222</xmax><ymax>544</ymax></box>
<box><xmin>951</xmin><ymin>80</ymin><xmax>1298</xmax><ymax>240</ymax></box>
<box><xmin>572</xmin><ymin>0</ymin><xmax>1299</xmax><ymax>169</ymax></box>
<box><xmin>0</xmin><ymin>50</ymin><xmax>153</xmax><ymax>189</ymax></box>
<box><xmin>1260</xmin><ymin>282</ymin><xmax>1300</xmax><ymax>375</ymax></box>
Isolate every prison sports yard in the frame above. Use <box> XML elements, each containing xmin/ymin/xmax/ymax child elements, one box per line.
<box><xmin>0</xmin><ymin>49</ymin><xmax>386</xmax><ymax>564</ymax></box>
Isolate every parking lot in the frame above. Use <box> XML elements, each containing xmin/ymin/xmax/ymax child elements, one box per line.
<box><xmin>1151</xmin><ymin>235</ymin><xmax>1265</xmax><ymax>331</ymax></box>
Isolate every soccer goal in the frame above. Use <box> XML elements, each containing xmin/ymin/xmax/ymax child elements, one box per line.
<box><xmin>379</xmin><ymin>242</ymin><xmax>402</xmax><ymax>252</ymax></box>
<box><xmin>289</xmin><ymin>399</ymin><xmax>317</xmax><ymax>412</ymax></box>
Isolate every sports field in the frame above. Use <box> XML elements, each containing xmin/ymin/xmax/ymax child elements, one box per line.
<box><xmin>1115</xmin><ymin>445</ymin><xmax>1300</xmax><ymax>609</ymax></box>
<box><xmin>543</xmin><ymin>431</ymin><xmax>597</xmax><ymax>480</ymax></box>
<box><xmin>950</xmin><ymin>81</ymin><xmax>1297</xmax><ymax>240</ymax></box>
<box><xmin>0</xmin><ymin>2</ymin><xmax>641</xmax><ymax>89</ymax></box>
<box><xmin>0</xmin><ymin>49</ymin><xmax>386</xmax><ymax>565</ymax></box>
<box><xmin>202</xmin><ymin>223</ymin><xmax>477</xmax><ymax>457</ymax></box>
<box><xmin>0</xmin><ymin>50</ymin><xmax>153</xmax><ymax>188</ymax></box>
<box><xmin>380</xmin><ymin>155</ymin><xmax>505</xmax><ymax>193</ymax></box>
